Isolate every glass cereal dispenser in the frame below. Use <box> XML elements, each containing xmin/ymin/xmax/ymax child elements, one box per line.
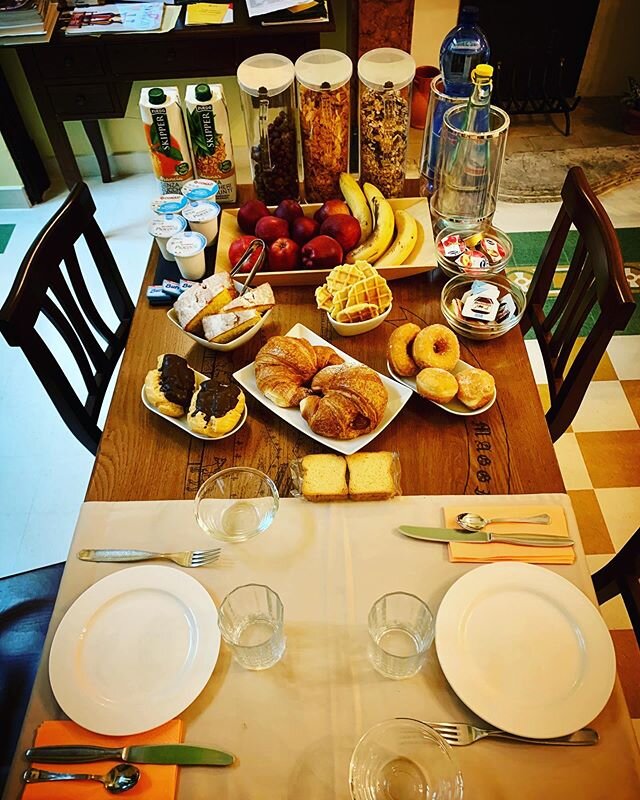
<box><xmin>237</xmin><ymin>53</ymin><xmax>298</xmax><ymax>204</ymax></box>
<box><xmin>294</xmin><ymin>49</ymin><xmax>352</xmax><ymax>203</ymax></box>
<box><xmin>358</xmin><ymin>48</ymin><xmax>416</xmax><ymax>198</ymax></box>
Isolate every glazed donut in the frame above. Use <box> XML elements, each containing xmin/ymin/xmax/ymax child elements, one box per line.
<box><xmin>457</xmin><ymin>368</ymin><xmax>495</xmax><ymax>410</ymax></box>
<box><xmin>416</xmin><ymin>368</ymin><xmax>458</xmax><ymax>404</ymax></box>
<box><xmin>387</xmin><ymin>323</ymin><xmax>420</xmax><ymax>377</ymax></box>
<box><xmin>412</xmin><ymin>324</ymin><xmax>460</xmax><ymax>371</ymax></box>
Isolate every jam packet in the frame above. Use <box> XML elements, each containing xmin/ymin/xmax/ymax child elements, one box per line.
<box><xmin>440</xmin><ymin>233</ymin><xmax>466</xmax><ymax>259</ymax></box>
<box><xmin>479</xmin><ymin>236</ymin><xmax>505</xmax><ymax>265</ymax></box>
<box><xmin>456</xmin><ymin>249</ymin><xmax>488</xmax><ymax>272</ymax></box>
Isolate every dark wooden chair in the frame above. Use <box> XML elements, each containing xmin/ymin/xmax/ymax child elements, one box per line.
<box><xmin>521</xmin><ymin>166</ymin><xmax>636</xmax><ymax>442</ymax></box>
<box><xmin>592</xmin><ymin>528</ymin><xmax>640</xmax><ymax>645</ymax></box>
<box><xmin>0</xmin><ymin>182</ymin><xmax>134</xmax><ymax>455</ymax></box>
<box><xmin>0</xmin><ymin>563</ymin><xmax>64</xmax><ymax>794</ymax></box>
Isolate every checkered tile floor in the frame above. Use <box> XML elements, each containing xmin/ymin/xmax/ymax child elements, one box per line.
<box><xmin>526</xmin><ymin>334</ymin><xmax>640</xmax><ymax>742</ymax></box>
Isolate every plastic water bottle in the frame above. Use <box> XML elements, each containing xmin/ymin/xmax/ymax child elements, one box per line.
<box><xmin>440</xmin><ymin>5</ymin><xmax>490</xmax><ymax>98</ymax></box>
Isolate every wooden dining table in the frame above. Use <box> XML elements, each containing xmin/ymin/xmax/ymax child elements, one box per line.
<box><xmin>5</xmin><ymin>185</ymin><xmax>640</xmax><ymax>800</ymax></box>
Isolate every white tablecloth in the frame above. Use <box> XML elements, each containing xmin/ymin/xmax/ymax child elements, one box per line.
<box><xmin>4</xmin><ymin>494</ymin><xmax>640</xmax><ymax>799</ymax></box>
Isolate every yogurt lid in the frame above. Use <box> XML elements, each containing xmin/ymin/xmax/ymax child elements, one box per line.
<box><xmin>148</xmin><ymin>214</ymin><xmax>187</xmax><ymax>238</ymax></box>
<box><xmin>182</xmin><ymin>201</ymin><xmax>221</xmax><ymax>223</ymax></box>
<box><xmin>166</xmin><ymin>230</ymin><xmax>207</xmax><ymax>257</ymax></box>
<box><xmin>358</xmin><ymin>48</ymin><xmax>416</xmax><ymax>91</ymax></box>
<box><xmin>181</xmin><ymin>179</ymin><xmax>219</xmax><ymax>201</ymax></box>
<box><xmin>151</xmin><ymin>194</ymin><xmax>188</xmax><ymax>215</ymax></box>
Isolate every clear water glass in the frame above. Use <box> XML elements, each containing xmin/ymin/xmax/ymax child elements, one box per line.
<box><xmin>368</xmin><ymin>592</ymin><xmax>434</xmax><ymax>679</ymax></box>
<box><xmin>195</xmin><ymin>467</ymin><xmax>279</xmax><ymax>543</ymax></box>
<box><xmin>350</xmin><ymin>719</ymin><xmax>463</xmax><ymax>800</ymax></box>
<box><xmin>218</xmin><ymin>583</ymin><xmax>285</xmax><ymax>670</ymax></box>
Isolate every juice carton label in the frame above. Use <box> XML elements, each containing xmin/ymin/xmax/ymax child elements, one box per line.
<box><xmin>140</xmin><ymin>87</ymin><xmax>194</xmax><ymax>193</ymax></box>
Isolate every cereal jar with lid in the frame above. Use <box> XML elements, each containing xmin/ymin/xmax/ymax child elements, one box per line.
<box><xmin>358</xmin><ymin>48</ymin><xmax>416</xmax><ymax>198</ymax></box>
<box><xmin>294</xmin><ymin>49</ymin><xmax>352</xmax><ymax>203</ymax></box>
<box><xmin>237</xmin><ymin>53</ymin><xmax>299</xmax><ymax>205</ymax></box>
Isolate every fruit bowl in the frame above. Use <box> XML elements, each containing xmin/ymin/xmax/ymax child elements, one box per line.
<box><xmin>215</xmin><ymin>198</ymin><xmax>436</xmax><ymax>287</ymax></box>
<box><xmin>327</xmin><ymin>303</ymin><xmax>392</xmax><ymax>337</ymax></box>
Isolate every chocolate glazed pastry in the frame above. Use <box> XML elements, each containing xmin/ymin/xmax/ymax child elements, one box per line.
<box><xmin>188</xmin><ymin>381</ymin><xmax>246</xmax><ymax>437</ymax></box>
<box><xmin>144</xmin><ymin>353</ymin><xmax>196</xmax><ymax>418</ymax></box>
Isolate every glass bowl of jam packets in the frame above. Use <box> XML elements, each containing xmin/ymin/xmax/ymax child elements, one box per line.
<box><xmin>441</xmin><ymin>274</ymin><xmax>526</xmax><ymax>340</ymax></box>
<box><xmin>435</xmin><ymin>226</ymin><xmax>513</xmax><ymax>278</ymax></box>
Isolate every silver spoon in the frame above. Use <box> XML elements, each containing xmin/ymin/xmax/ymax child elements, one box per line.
<box><xmin>457</xmin><ymin>512</ymin><xmax>551</xmax><ymax>532</ymax></box>
<box><xmin>23</xmin><ymin>764</ymin><xmax>140</xmax><ymax>794</ymax></box>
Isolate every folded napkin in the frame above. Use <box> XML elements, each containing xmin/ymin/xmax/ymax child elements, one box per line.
<box><xmin>444</xmin><ymin>504</ymin><xmax>575</xmax><ymax>565</ymax></box>
<box><xmin>23</xmin><ymin>719</ymin><xmax>183</xmax><ymax>799</ymax></box>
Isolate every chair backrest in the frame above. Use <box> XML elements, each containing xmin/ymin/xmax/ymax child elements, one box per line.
<box><xmin>523</xmin><ymin>166</ymin><xmax>636</xmax><ymax>441</ymax></box>
<box><xmin>592</xmin><ymin>528</ymin><xmax>640</xmax><ymax>646</ymax></box>
<box><xmin>0</xmin><ymin>182</ymin><xmax>134</xmax><ymax>455</ymax></box>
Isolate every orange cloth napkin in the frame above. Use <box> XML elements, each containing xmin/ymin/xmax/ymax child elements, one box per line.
<box><xmin>444</xmin><ymin>504</ymin><xmax>575</xmax><ymax>565</ymax></box>
<box><xmin>23</xmin><ymin>719</ymin><xmax>183</xmax><ymax>799</ymax></box>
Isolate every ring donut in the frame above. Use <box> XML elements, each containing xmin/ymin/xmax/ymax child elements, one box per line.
<box><xmin>388</xmin><ymin>323</ymin><xmax>421</xmax><ymax>377</ymax></box>
<box><xmin>413</xmin><ymin>324</ymin><xmax>460</xmax><ymax>371</ymax></box>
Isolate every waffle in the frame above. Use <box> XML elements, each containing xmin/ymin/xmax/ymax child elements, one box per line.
<box><xmin>336</xmin><ymin>303</ymin><xmax>380</xmax><ymax>323</ymax></box>
<box><xmin>315</xmin><ymin>285</ymin><xmax>334</xmax><ymax>312</ymax></box>
<box><xmin>354</xmin><ymin>260</ymin><xmax>377</xmax><ymax>279</ymax></box>
<box><xmin>326</xmin><ymin>264</ymin><xmax>364</xmax><ymax>294</ymax></box>
<box><xmin>330</xmin><ymin>287</ymin><xmax>351</xmax><ymax>317</ymax></box>
<box><xmin>346</xmin><ymin>274</ymin><xmax>392</xmax><ymax>312</ymax></box>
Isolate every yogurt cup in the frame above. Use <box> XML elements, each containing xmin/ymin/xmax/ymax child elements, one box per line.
<box><xmin>181</xmin><ymin>179</ymin><xmax>219</xmax><ymax>202</ymax></box>
<box><xmin>182</xmin><ymin>201</ymin><xmax>221</xmax><ymax>246</ymax></box>
<box><xmin>166</xmin><ymin>230</ymin><xmax>207</xmax><ymax>279</ymax></box>
<box><xmin>151</xmin><ymin>194</ymin><xmax>188</xmax><ymax>216</ymax></box>
<box><xmin>148</xmin><ymin>214</ymin><xmax>187</xmax><ymax>261</ymax></box>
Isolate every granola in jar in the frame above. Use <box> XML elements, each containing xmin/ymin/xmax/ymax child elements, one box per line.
<box><xmin>359</xmin><ymin>84</ymin><xmax>410</xmax><ymax>198</ymax></box>
<box><xmin>299</xmin><ymin>83</ymin><xmax>350</xmax><ymax>202</ymax></box>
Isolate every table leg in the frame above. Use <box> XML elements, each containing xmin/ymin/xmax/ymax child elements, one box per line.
<box><xmin>82</xmin><ymin>120</ymin><xmax>112</xmax><ymax>183</ymax></box>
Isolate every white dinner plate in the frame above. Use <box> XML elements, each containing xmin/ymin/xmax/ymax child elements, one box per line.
<box><xmin>141</xmin><ymin>368</ymin><xmax>247</xmax><ymax>441</ymax></box>
<box><xmin>233</xmin><ymin>323</ymin><xmax>412</xmax><ymax>455</ymax></box>
<box><xmin>435</xmin><ymin>562</ymin><xmax>616</xmax><ymax>738</ymax></box>
<box><xmin>49</xmin><ymin>565</ymin><xmax>220</xmax><ymax>735</ymax></box>
<box><xmin>386</xmin><ymin>359</ymin><xmax>497</xmax><ymax>416</ymax></box>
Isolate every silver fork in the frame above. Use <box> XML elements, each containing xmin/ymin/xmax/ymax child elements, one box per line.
<box><xmin>399</xmin><ymin>719</ymin><xmax>598</xmax><ymax>746</ymax></box>
<box><xmin>77</xmin><ymin>548</ymin><xmax>222</xmax><ymax>568</ymax></box>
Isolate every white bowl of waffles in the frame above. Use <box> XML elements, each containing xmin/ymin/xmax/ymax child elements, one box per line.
<box><xmin>316</xmin><ymin>261</ymin><xmax>393</xmax><ymax>337</ymax></box>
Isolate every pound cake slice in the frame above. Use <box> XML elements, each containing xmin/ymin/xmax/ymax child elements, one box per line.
<box><xmin>301</xmin><ymin>454</ymin><xmax>348</xmax><ymax>502</ymax></box>
<box><xmin>174</xmin><ymin>272</ymin><xmax>238</xmax><ymax>333</ymax></box>
<box><xmin>346</xmin><ymin>451</ymin><xmax>399</xmax><ymax>501</ymax></box>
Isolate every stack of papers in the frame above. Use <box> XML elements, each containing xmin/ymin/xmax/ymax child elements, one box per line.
<box><xmin>65</xmin><ymin>2</ymin><xmax>163</xmax><ymax>35</ymax></box>
<box><xmin>0</xmin><ymin>0</ymin><xmax>59</xmax><ymax>45</ymax></box>
<box><xmin>185</xmin><ymin>2</ymin><xmax>233</xmax><ymax>26</ymax></box>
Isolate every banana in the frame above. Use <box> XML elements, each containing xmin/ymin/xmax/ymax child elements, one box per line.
<box><xmin>339</xmin><ymin>172</ymin><xmax>372</xmax><ymax>244</ymax></box>
<box><xmin>346</xmin><ymin>183</ymin><xmax>395</xmax><ymax>264</ymax></box>
<box><xmin>375</xmin><ymin>209</ymin><xmax>419</xmax><ymax>267</ymax></box>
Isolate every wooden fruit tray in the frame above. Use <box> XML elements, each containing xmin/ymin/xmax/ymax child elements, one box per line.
<box><xmin>214</xmin><ymin>197</ymin><xmax>437</xmax><ymax>286</ymax></box>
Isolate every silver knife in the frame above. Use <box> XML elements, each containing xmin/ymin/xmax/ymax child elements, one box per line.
<box><xmin>25</xmin><ymin>744</ymin><xmax>234</xmax><ymax>766</ymax></box>
<box><xmin>398</xmin><ymin>526</ymin><xmax>574</xmax><ymax>547</ymax></box>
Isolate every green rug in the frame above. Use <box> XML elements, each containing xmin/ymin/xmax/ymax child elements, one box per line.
<box><xmin>504</xmin><ymin>227</ymin><xmax>640</xmax><ymax>337</ymax></box>
<box><xmin>0</xmin><ymin>223</ymin><xmax>14</xmax><ymax>254</ymax></box>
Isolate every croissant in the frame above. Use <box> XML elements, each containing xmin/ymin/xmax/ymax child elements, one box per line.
<box><xmin>300</xmin><ymin>364</ymin><xmax>388</xmax><ymax>439</ymax></box>
<box><xmin>254</xmin><ymin>336</ymin><xmax>344</xmax><ymax>408</ymax></box>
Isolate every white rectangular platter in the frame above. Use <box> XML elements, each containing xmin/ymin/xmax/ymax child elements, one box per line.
<box><xmin>233</xmin><ymin>323</ymin><xmax>413</xmax><ymax>455</ymax></box>
<box><xmin>215</xmin><ymin>197</ymin><xmax>437</xmax><ymax>286</ymax></box>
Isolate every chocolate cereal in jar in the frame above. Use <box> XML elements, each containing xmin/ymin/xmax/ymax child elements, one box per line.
<box><xmin>358</xmin><ymin>48</ymin><xmax>416</xmax><ymax>198</ymax></box>
<box><xmin>237</xmin><ymin>54</ymin><xmax>299</xmax><ymax>205</ymax></box>
<box><xmin>295</xmin><ymin>49</ymin><xmax>352</xmax><ymax>203</ymax></box>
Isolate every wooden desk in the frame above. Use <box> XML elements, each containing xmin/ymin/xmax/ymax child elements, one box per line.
<box><xmin>87</xmin><ymin>207</ymin><xmax>563</xmax><ymax>502</ymax></box>
<box><xmin>16</xmin><ymin>4</ymin><xmax>334</xmax><ymax>189</ymax></box>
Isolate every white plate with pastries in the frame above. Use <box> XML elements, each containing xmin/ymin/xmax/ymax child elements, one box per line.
<box><xmin>142</xmin><ymin>367</ymin><xmax>248</xmax><ymax>441</ymax></box>
<box><xmin>167</xmin><ymin>278</ymin><xmax>273</xmax><ymax>352</ymax></box>
<box><xmin>233</xmin><ymin>323</ymin><xmax>412</xmax><ymax>456</ymax></box>
<box><xmin>386</xmin><ymin>359</ymin><xmax>496</xmax><ymax>416</ymax></box>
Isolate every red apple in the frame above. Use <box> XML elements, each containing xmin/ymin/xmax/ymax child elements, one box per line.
<box><xmin>291</xmin><ymin>216</ymin><xmax>320</xmax><ymax>246</ymax></box>
<box><xmin>228</xmin><ymin>235</ymin><xmax>265</xmax><ymax>273</ymax></box>
<box><xmin>320</xmin><ymin>215</ymin><xmax>361</xmax><ymax>252</ymax></box>
<box><xmin>254</xmin><ymin>215</ymin><xmax>289</xmax><ymax>245</ymax></box>
<box><xmin>313</xmin><ymin>198</ymin><xmax>351</xmax><ymax>224</ymax></box>
<box><xmin>237</xmin><ymin>199</ymin><xmax>269</xmax><ymax>235</ymax></box>
<box><xmin>274</xmin><ymin>199</ymin><xmax>304</xmax><ymax>224</ymax></box>
<box><xmin>301</xmin><ymin>235</ymin><xmax>343</xmax><ymax>269</ymax></box>
<box><xmin>269</xmin><ymin>237</ymin><xmax>300</xmax><ymax>271</ymax></box>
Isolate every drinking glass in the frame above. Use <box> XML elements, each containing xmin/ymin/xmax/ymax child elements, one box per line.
<box><xmin>195</xmin><ymin>467</ymin><xmax>279</xmax><ymax>543</ymax></box>
<box><xmin>350</xmin><ymin>719</ymin><xmax>463</xmax><ymax>800</ymax></box>
<box><xmin>218</xmin><ymin>583</ymin><xmax>285</xmax><ymax>670</ymax></box>
<box><xmin>368</xmin><ymin>592</ymin><xmax>434</xmax><ymax>679</ymax></box>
